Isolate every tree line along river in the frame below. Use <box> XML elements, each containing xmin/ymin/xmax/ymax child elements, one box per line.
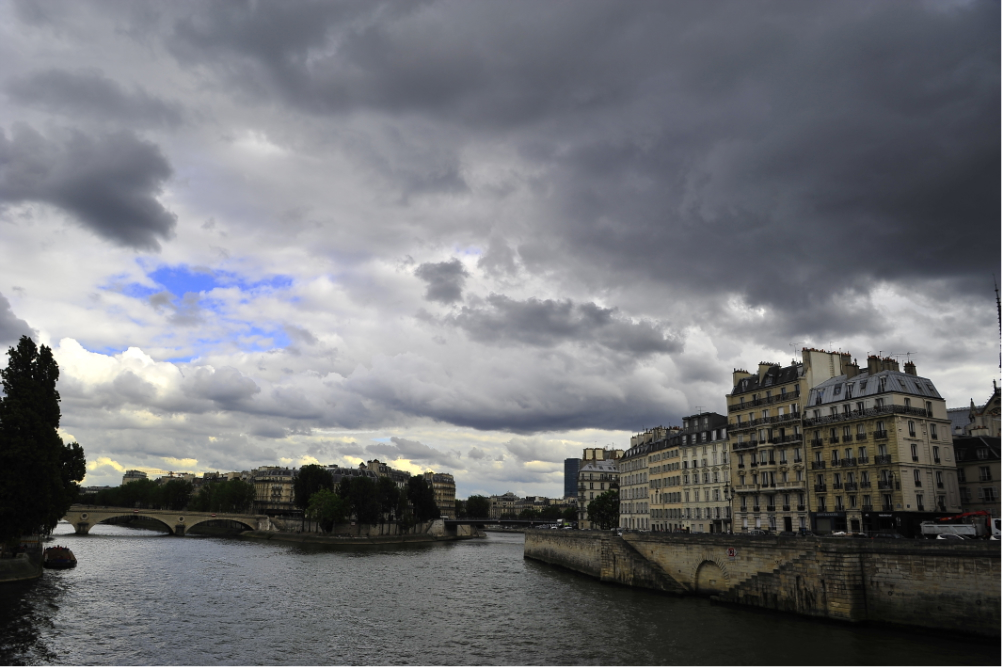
<box><xmin>0</xmin><ymin>522</ymin><xmax>996</xmax><ymax>665</ymax></box>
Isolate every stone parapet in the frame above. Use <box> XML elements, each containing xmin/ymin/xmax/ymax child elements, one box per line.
<box><xmin>524</xmin><ymin>530</ymin><xmax>1000</xmax><ymax>637</ymax></box>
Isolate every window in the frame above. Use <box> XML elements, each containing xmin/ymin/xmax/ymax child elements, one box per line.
<box><xmin>856</xmin><ymin>401</ymin><xmax>864</xmax><ymax>413</ymax></box>
<box><xmin>983</xmin><ymin>488</ymin><xmax>998</xmax><ymax>502</ymax></box>
<box><xmin>930</xmin><ymin>424</ymin><xmax>938</xmax><ymax>440</ymax></box>
<box><xmin>932</xmin><ymin>445</ymin><xmax>940</xmax><ymax>462</ymax></box>
<box><xmin>875</xmin><ymin>398</ymin><xmax>885</xmax><ymax>409</ymax></box>
<box><xmin>908</xmin><ymin>420</ymin><xmax>916</xmax><ymax>437</ymax></box>
<box><xmin>835</xmin><ymin>496</ymin><xmax>844</xmax><ymax>510</ymax></box>
<box><xmin>916</xmin><ymin>494</ymin><xmax>924</xmax><ymax>511</ymax></box>
<box><xmin>911</xmin><ymin>443</ymin><xmax>918</xmax><ymax>461</ymax></box>
<box><xmin>904</xmin><ymin>398</ymin><xmax>911</xmax><ymax>409</ymax></box>
<box><xmin>957</xmin><ymin>468</ymin><xmax>966</xmax><ymax>483</ymax></box>
<box><xmin>936</xmin><ymin>471</ymin><xmax>943</xmax><ymax>488</ymax></box>
<box><xmin>817</xmin><ymin>496</ymin><xmax>827</xmax><ymax>511</ymax></box>
<box><xmin>913</xmin><ymin>469</ymin><xmax>921</xmax><ymax>486</ymax></box>
<box><xmin>834</xmin><ymin>384</ymin><xmax>842</xmax><ymax>396</ymax></box>
<box><xmin>979</xmin><ymin>466</ymin><xmax>992</xmax><ymax>482</ymax></box>
<box><xmin>858</xmin><ymin>446</ymin><xmax>867</xmax><ymax>460</ymax></box>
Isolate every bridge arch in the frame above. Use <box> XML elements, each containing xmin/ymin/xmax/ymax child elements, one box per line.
<box><xmin>694</xmin><ymin>559</ymin><xmax>730</xmax><ymax>594</ymax></box>
<box><xmin>88</xmin><ymin>513</ymin><xmax>176</xmax><ymax>535</ymax></box>
<box><xmin>183</xmin><ymin>516</ymin><xmax>259</xmax><ymax>533</ymax></box>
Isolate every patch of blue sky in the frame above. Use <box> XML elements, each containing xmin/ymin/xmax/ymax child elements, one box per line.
<box><xmin>112</xmin><ymin>263</ymin><xmax>294</xmax><ymax>300</ymax></box>
<box><xmin>241</xmin><ymin>326</ymin><xmax>291</xmax><ymax>350</ymax></box>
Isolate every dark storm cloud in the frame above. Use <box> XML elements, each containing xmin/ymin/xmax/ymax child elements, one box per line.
<box><xmin>0</xmin><ymin>293</ymin><xmax>35</xmax><ymax>345</ymax></box>
<box><xmin>366</xmin><ymin>436</ymin><xmax>459</xmax><ymax>467</ymax></box>
<box><xmin>450</xmin><ymin>295</ymin><xmax>680</xmax><ymax>355</ymax></box>
<box><xmin>155</xmin><ymin>0</ymin><xmax>997</xmax><ymax>324</ymax></box>
<box><xmin>415</xmin><ymin>259</ymin><xmax>468</xmax><ymax>304</ymax></box>
<box><xmin>0</xmin><ymin>124</ymin><xmax>177</xmax><ymax>251</ymax></box>
<box><xmin>6</xmin><ymin>69</ymin><xmax>185</xmax><ymax>128</ymax></box>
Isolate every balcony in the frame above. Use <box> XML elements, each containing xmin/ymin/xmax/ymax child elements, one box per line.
<box><xmin>917</xmin><ymin>505</ymin><xmax>925</xmax><ymax>512</ymax></box>
<box><xmin>874</xmin><ymin>430</ymin><xmax>888</xmax><ymax>439</ymax></box>
<box><xmin>860</xmin><ymin>481</ymin><xmax>871</xmax><ymax>488</ymax></box>
<box><xmin>844</xmin><ymin>482</ymin><xmax>858</xmax><ymax>491</ymax></box>
<box><xmin>810</xmin><ymin>439</ymin><xmax>823</xmax><ymax>448</ymax></box>
<box><xmin>801</xmin><ymin>404</ymin><xmax>929</xmax><ymax>427</ymax></box>
<box><xmin>752</xmin><ymin>506</ymin><xmax>761</xmax><ymax>512</ymax></box>
<box><xmin>733</xmin><ymin>440</ymin><xmax>758</xmax><ymax>451</ymax></box>
<box><xmin>855</xmin><ymin>434</ymin><xmax>868</xmax><ymax>441</ymax></box>
<box><xmin>840</xmin><ymin>458</ymin><xmax>857</xmax><ymax>468</ymax></box>
<box><xmin>750</xmin><ymin>461</ymin><xmax>759</xmax><ymax>467</ymax></box>
<box><xmin>793</xmin><ymin>457</ymin><xmax>803</xmax><ymax>464</ymax></box>
<box><xmin>914</xmin><ymin>480</ymin><xmax>922</xmax><ymax>487</ymax></box>
<box><xmin>811</xmin><ymin>461</ymin><xmax>826</xmax><ymax>470</ymax></box>
<box><xmin>877</xmin><ymin>480</ymin><xmax>898</xmax><ymax>490</ymax></box>
<box><xmin>829</xmin><ymin>436</ymin><xmax>840</xmax><ymax>444</ymax></box>
<box><xmin>912</xmin><ymin>456</ymin><xmax>919</xmax><ymax>462</ymax></box>
<box><xmin>857</xmin><ymin>456</ymin><xmax>869</xmax><ymax>465</ymax></box>
<box><xmin>875</xmin><ymin>455</ymin><xmax>892</xmax><ymax>465</ymax></box>
<box><xmin>937</xmin><ymin>482</ymin><xmax>944</xmax><ymax>489</ymax></box>
<box><xmin>737</xmin><ymin>463</ymin><xmax>745</xmax><ymax>469</ymax></box>
<box><xmin>782</xmin><ymin>505</ymin><xmax>791</xmax><ymax>511</ymax></box>
<box><xmin>933</xmin><ymin>457</ymin><xmax>941</xmax><ymax>464</ymax></box>
<box><xmin>862</xmin><ymin>504</ymin><xmax>873</xmax><ymax>511</ymax></box>
<box><xmin>832</xmin><ymin>483</ymin><xmax>843</xmax><ymax>490</ymax></box>
<box><xmin>766</xmin><ymin>505</ymin><xmax>776</xmax><ymax>511</ymax></box>
<box><xmin>814</xmin><ymin>484</ymin><xmax>827</xmax><ymax>492</ymax></box>
<box><xmin>797</xmin><ymin>504</ymin><xmax>806</xmax><ymax>511</ymax></box>
<box><xmin>881</xmin><ymin>504</ymin><xmax>894</xmax><ymax>512</ymax></box>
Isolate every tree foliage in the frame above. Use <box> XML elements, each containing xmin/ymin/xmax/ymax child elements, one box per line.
<box><xmin>188</xmin><ymin>479</ymin><xmax>256</xmax><ymax>513</ymax></box>
<box><xmin>407</xmin><ymin>475</ymin><xmax>440</xmax><ymax>522</ymax></box>
<box><xmin>307</xmin><ymin>489</ymin><xmax>347</xmax><ymax>533</ymax></box>
<box><xmin>587</xmin><ymin>489</ymin><xmax>619</xmax><ymax>530</ymax></box>
<box><xmin>293</xmin><ymin>464</ymin><xmax>335</xmax><ymax>511</ymax></box>
<box><xmin>562</xmin><ymin>506</ymin><xmax>578</xmax><ymax>522</ymax></box>
<box><xmin>376</xmin><ymin>476</ymin><xmax>400</xmax><ymax>522</ymax></box>
<box><xmin>465</xmin><ymin>495</ymin><xmax>490</xmax><ymax>519</ymax></box>
<box><xmin>0</xmin><ymin>336</ymin><xmax>86</xmax><ymax>542</ymax></box>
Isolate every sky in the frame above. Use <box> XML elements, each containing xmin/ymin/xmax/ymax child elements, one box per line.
<box><xmin>0</xmin><ymin>0</ymin><xmax>998</xmax><ymax>498</ymax></box>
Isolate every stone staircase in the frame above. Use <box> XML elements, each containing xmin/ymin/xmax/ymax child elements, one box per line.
<box><xmin>601</xmin><ymin>535</ymin><xmax>689</xmax><ymax>594</ymax></box>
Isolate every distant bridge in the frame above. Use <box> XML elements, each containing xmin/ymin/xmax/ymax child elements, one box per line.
<box><xmin>444</xmin><ymin>519</ymin><xmax>566</xmax><ymax>528</ymax></box>
<box><xmin>64</xmin><ymin>505</ymin><xmax>273</xmax><ymax>536</ymax></box>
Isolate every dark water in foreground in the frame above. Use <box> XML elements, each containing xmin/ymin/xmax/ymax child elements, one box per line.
<box><xmin>0</xmin><ymin>523</ymin><xmax>997</xmax><ymax>665</ymax></box>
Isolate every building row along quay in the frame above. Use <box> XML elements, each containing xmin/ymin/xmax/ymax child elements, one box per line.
<box><xmin>566</xmin><ymin>348</ymin><xmax>999</xmax><ymax>537</ymax></box>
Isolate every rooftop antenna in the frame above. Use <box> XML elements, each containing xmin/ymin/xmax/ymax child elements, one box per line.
<box><xmin>995</xmin><ymin>276</ymin><xmax>1001</xmax><ymax>370</ymax></box>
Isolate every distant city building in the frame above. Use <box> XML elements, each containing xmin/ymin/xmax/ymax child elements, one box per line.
<box><xmin>563</xmin><ymin>458</ymin><xmax>580</xmax><ymax>498</ymax></box>
<box><xmin>647</xmin><ymin>426</ymin><xmax>682</xmax><ymax>532</ymax></box>
<box><xmin>423</xmin><ymin>471</ymin><xmax>457</xmax><ymax>519</ymax></box>
<box><xmin>949</xmin><ymin>382</ymin><xmax>1000</xmax><ymax>439</ymax></box>
<box><xmin>490</xmin><ymin>492</ymin><xmax>518</xmax><ymax>519</ymax></box>
<box><xmin>577</xmin><ymin>448</ymin><xmax>622</xmax><ymax>529</ymax></box>
<box><xmin>251</xmin><ymin>466</ymin><xmax>297</xmax><ymax>516</ymax></box>
<box><xmin>619</xmin><ymin>428</ymin><xmax>665</xmax><ymax>530</ymax></box>
<box><xmin>121</xmin><ymin>470</ymin><xmax>148</xmax><ymax>485</ymax></box>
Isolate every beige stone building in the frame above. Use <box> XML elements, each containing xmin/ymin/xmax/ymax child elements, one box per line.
<box><xmin>953</xmin><ymin>437</ymin><xmax>1000</xmax><ymax>517</ymax></box>
<box><xmin>489</xmin><ymin>491</ymin><xmax>518</xmax><ymax>519</ymax></box>
<box><xmin>576</xmin><ymin>448</ymin><xmax>622</xmax><ymax>529</ymax></box>
<box><xmin>677</xmin><ymin>412</ymin><xmax>730</xmax><ymax>533</ymax></box>
<box><xmin>619</xmin><ymin>429</ymin><xmax>661</xmax><ymax>530</ymax></box>
<box><xmin>647</xmin><ymin>427</ymin><xmax>683</xmax><ymax>532</ymax></box>
<box><xmin>251</xmin><ymin>466</ymin><xmax>297</xmax><ymax>515</ymax></box>
<box><xmin>423</xmin><ymin>471</ymin><xmax>456</xmax><ymax>519</ymax></box>
<box><xmin>804</xmin><ymin>356</ymin><xmax>961</xmax><ymax>535</ymax></box>
<box><xmin>122</xmin><ymin>470</ymin><xmax>148</xmax><ymax>485</ymax></box>
<box><xmin>728</xmin><ymin>349</ymin><xmax>849</xmax><ymax>534</ymax></box>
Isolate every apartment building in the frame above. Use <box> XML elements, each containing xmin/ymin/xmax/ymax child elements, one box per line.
<box><xmin>804</xmin><ymin>356</ymin><xmax>961</xmax><ymax>535</ymax></box>
<box><xmin>677</xmin><ymin>412</ymin><xmax>730</xmax><ymax>533</ymax></box>
<box><xmin>251</xmin><ymin>466</ymin><xmax>297</xmax><ymax>515</ymax></box>
<box><xmin>423</xmin><ymin>472</ymin><xmax>457</xmax><ymax>519</ymax></box>
<box><xmin>647</xmin><ymin>427</ymin><xmax>683</xmax><ymax>532</ymax></box>
<box><xmin>619</xmin><ymin>429</ymin><xmax>662</xmax><ymax>530</ymax></box>
<box><xmin>577</xmin><ymin>447</ymin><xmax>622</xmax><ymax>529</ymax></box>
<box><xmin>953</xmin><ymin>437</ymin><xmax>1000</xmax><ymax>516</ymax></box>
<box><xmin>728</xmin><ymin>349</ymin><xmax>848</xmax><ymax>534</ymax></box>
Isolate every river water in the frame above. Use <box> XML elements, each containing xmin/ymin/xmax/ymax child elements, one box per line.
<box><xmin>0</xmin><ymin>522</ymin><xmax>996</xmax><ymax>665</ymax></box>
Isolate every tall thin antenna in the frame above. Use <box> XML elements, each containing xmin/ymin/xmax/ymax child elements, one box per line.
<box><xmin>995</xmin><ymin>276</ymin><xmax>1001</xmax><ymax>370</ymax></box>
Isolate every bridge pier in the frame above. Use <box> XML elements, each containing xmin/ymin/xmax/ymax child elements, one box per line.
<box><xmin>174</xmin><ymin>524</ymin><xmax>185</xmax><ymax>537</ymax></box>
<box><xmin>74</xmin><ymin>522</ymin><xmax>92</xmax><ymax>535</ymax></box>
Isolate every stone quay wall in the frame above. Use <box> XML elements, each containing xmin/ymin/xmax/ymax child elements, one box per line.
<box><xmin>524</xmin><ymin>531</ymin><xmax>1000</xmax><ymax>637</ymax></box>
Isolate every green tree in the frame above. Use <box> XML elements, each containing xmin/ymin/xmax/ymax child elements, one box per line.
<box><xmin>519</xmin><ymin>507</ymin><xmax>540</xmax><ymax>520</ymax></box>
<box><xmin>465</xmin><ymin>495</ymin><xmax>490</xmax><ymax>519</ymax></box>
<box><xmin>539</xmin><ymin>505</ymin><xmax>563</xmax><ymax>520</ymax></box>
<box><xmin>454</xmin><ymin>499</ymin><xmax>466</xmax><ymax>519</ymax></box>
<box><xmin>0</xmin><ymin>336</ymin><xmax>86</xmax><ymax>544</ymax></box>
<box><xmin>306</xmin><ymin>489</ymin><xmax>347</xmax><ymax>533</ymax></box>
<box><xmin>347</xmin><ymin>476</ymin><xmax>381</xmax><ymax>524</ymax></box>
<box><xmin>212</xmin><ymin>478</ymin><xmax>256</xmax><ymax>513</ymax></box>
<box><xmin>587</xmin><ymin>489</ymin><xmax>620</xmax><ymax>530</ymax></box>
<box><xmin>161</xmin><ymin>479</ymin><xmax>193</xmax><ymax>511</ymax></box>
<box><xmin>562</xmin><ymin>506</ymin><xmax>578</xmax><ymax>522</ymax></box>
<box><xmin>294</xmin><ymin>465</ymin><xmax>334</xmax><ymax>531</ymax></box>
<box><xmin>407</xmin><ymin>475</ymin><xmax>440</xmax><ymax>522</ymax></box>
<box><xmin>376</xmin><ymin>476</ymin><xmax>400</xmax><ymax>527</ymax></box>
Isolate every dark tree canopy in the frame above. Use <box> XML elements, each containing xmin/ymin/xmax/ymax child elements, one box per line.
<box><xmin>307</xmin><ymin>489</ymin><xmax>347</xmax><ymax>533</ymax></box>
<box><xmin>587</xmin><ymin>489</ymin><xmax>620</xmax><ymax>530</ymax></box>
<box><xmin>407</xmin><ymin>475</ymin><xmax>440</xmax><ymax>522</ymax></box>
<box><xmin>293</xmin><ymin>464</ymin><xmax>335</xmax><ymax>511</ymax></box>
<box><xmin>0</xmin><ymin>336</ymin><xmax>86</xmax><ymax>543</ymax></box>
<box><xmin>465</xmin><ymin>495</ymin><xmax>490</xmax><ymax>519</ymax></box>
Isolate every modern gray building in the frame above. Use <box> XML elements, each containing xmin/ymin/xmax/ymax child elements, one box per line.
<box><xmin>564</xmin><ymin>458</ymin><xmax>580</xmax><ymax>498</ymax></box>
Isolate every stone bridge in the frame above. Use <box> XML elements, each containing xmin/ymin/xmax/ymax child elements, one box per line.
<box><xmin>64</xmin><ymin>505</ymin><xmax>274</xmax><ymax>536</ymax></box>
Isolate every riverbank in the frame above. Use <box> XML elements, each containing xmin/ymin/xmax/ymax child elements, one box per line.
<box><xmin>524</xmin><ymin>529</ymin><xmax>1001</xmax><ymax>638</ymax></box>
<box><xmin>240</xmin><ymin>529</ymin><xmax>482</xmax><ymax>546</ymax></box>
<box><xmin>0</xmin><ymin>555</ymin><xmax>42</xmax><ymax>584</ymax></box>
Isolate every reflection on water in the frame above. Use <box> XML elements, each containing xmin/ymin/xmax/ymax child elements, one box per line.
<box><xmin>0</xmin><ymin>523</ymin><xmax>996</xmax><ymax>665</ymax></box>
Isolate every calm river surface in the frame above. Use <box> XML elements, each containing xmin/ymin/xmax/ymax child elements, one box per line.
<box><xmin>0</xmin><ymin>522</ymin><xmax>997</xmax><ymax>665</ymax></box>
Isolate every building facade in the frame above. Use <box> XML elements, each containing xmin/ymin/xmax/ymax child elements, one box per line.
<box><xmin>423</xmin><ymin>472</ymin><xmax>457</xmax><ymax>519</ymax></box>
<box><xmin>804</xmin><ymin>357</ymin><xmax>961</xmax><ymax>535</ymax></box>
<box><xmin>122</xmin><ymin>470</ymin><xmax>148</xmax><ymax>485</ymax></box>
<box><xmin>953</xmin><ymin>436</ymin><xmax>1000</xmax><ymax>517</ymax></box>
<box><xmin>648</xmin><ymin>427</ymin><xmax>683</xmax><ymax>532</ymax></box>
<box><xmin>251</xmin><ymin>466</ymin><xmax>297</xmax><ymax>515</ymax></box>
<box><xmin>576</xmin><ymin>447</ymin><xmax>622</xmax><ymax>529</ymax></box>
<box><xmin>728</xmin><ymin>349</ymin><xmax>850</xmax><ymax>534</ymax></box>
<box><xmin>619</xmin><ymin>429</ymin><xmax>661</xmax><ymax>530</ymax></box>
<box><xmin>677</xmin><ymin>412</ymin><xmax>730</xmax><ymax>533</ymax></box>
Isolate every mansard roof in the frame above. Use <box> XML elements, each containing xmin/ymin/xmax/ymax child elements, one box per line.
<box><xmin>807</xmin><ymin>369</ymin><xmax>942</xmax><ymax>406</ymax></box>
<box><xmin>731</xmin><ymin>364</ymin><xmax>803</xmax><ymax>395</ymax></box>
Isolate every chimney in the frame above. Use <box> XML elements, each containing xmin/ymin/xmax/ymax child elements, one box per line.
<box><xmin>904</xmin><ymin>361</ymin><xmax>916</xmax><ymax>376</ymax></box>
<box><xmin>733</xmin><ymin>369</ymin><xmax>751</xmax><ymax>387</ymax></box>
<box><xmin>758</xmin><ymin>363</ymin><xmax>775</xmax><ymax>381</ymax></box>
<box><xmin>845</xmin><ymin>359</ymin><xmax>859</xmax><ymax>379</ymax></box>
